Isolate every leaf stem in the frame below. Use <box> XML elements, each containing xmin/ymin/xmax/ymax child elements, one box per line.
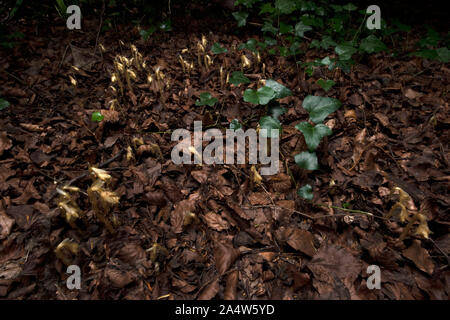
<box><xmin>316</xmin><ymin>203</ymin><xmax>374</xmax><ymax>216</ymax></box>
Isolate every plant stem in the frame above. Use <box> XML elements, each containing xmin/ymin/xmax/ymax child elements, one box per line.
<box><xmin>316</xmin><ymin>203</ymin><xmax>374</xmax><ymax>216</ymax></box>
<box><xmin>351</xmin><ymin>12</ymin><xmax>367</xmax><ymax>44</ymax></box>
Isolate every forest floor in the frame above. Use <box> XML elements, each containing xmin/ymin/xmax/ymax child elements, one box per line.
<box><xmin>0</xmin><ymin>5</ymin><xmax>449</xmax><ymax>299</ymax></box>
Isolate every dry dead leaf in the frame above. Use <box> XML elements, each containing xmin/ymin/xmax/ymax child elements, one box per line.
<box><xmin>0</xmin><ymin>208</ymin><xmax>14</xmax><ymax>240</ymax></box>
<box><xmin>0</xmin><ymin>132</ymin><xmax>12</xmax><ymax>156</ymax></box>
<box><xmin>374</xmin><ymin>112</ymin><xmax>389</xmax><ymax>126</ymax></box>
<box><xmin>101</xmin><ymin>109</ymin><xmax>120</xmax><ymax>123</ymax></box>
<box><xmin>348</xmin><ymin>93</ymin><xmax>363</xmax><ymax>106</ymax></box>
<box><xmin>198</xmin><ymin>278</ymin><xmax>220</xmax><ymax>300</ymax></box>
<box><xmin>203</xmin><ymin>212</ymin><xmax>230</xmax><ymax>231</ymax></box>
<box><xmin>404</xmin><ymin>88</ymin><xmax>422</xmax><ymax>100</ymax></box>
<box><xmin>105</xmin><ymin>266</ymin><xmax>136</xmax><ymax>288</ymax></box>
<box><xmin>402</xmin><ymin>240</ymin><xmax>434</xmax><ymax>275</ymax></box>
<box><xmin>19</xmin><ymin>123</ymin><xmax>44</xmax><ymax>132</ymax></box>
<box><xmin>214</xmin><ymin>242</ymin><xmax>240</xmax><ymax>275</ymax></box>
<box><xmin>224</xmin><ymin>270</ymin><xmax>239</xmax><ymax>300</ymax></box>
<box><xmin>248</xmin><ymin>192</ymin><xmax>271</xmax><ymax>206</ymax></box>
<box><xmin>307</xmin><ymin>244</ymin><xmax>362</xmax><ymax>284</ymax></box>
<box><xmin>286</xmin><ymin>228</ymin><xmax>316</xmax><ymax>257</ymax></box>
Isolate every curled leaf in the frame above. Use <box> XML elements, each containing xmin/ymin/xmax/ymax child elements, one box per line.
<box><xmin>58</xmin><ymin>202</ymin><xmax>81</xmax><ymax>227</ymax></box>
<box><xmin>99</xmin><ymin>190</ymin><xmax>120</xmax><ymax>206</ymax></box>
<box><xmin>298</xmin><ymin>184</ymin><xmax>313</xmax><ymax>200</ymax></box>
<box><xmin>250</xmin><ymin>165</ymin><xmax>262</xmax><ymax>185</ymax></box>
<box><xmin>295</xmin><ymin>151</ymin><xmax>319</xmax><ymax>171</ymax></box>
<box><xmin>90</xmin><ymin>167</ymin><xmax>111</xmax><ymax>182</ymax></box>
<box><xmin>55</xmin><ymin>238</ymin><xmax>79</xmax><ymax>266</ymax></box>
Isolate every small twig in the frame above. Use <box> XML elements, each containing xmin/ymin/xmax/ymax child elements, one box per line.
<box><xmin>260</xmin><ymin>183</ymin><xmax>276</xmax><ymax>206</ymax></box>
<box><xmin>428</xmin><ymin>238</ymin><xmax>450</xmax><ymax>267</ymax></box>
<box><xmin>92</xmin><ymin>0</ymin><xmax>105</xmax><ymax>57</ymax></box>
<box><xmin>5</xmin><ymin>70</ymin><xmax>26</xmax><ymax>85</ymax></box>
<box><xmin>240</xmin><ymin>246</ymin><xmax>277</xmax><ymax>255</ymax></box>
<box><xmin>412</xmin><ymin>67</ymin><xmax>431</xmax><ymax>77</ymax></box>
<box><xmin>241</xmin><ymin>205</ymin><xmax>314</xmax><ymax>220</ymax></box>
<box><xmin>247</xmin><ymin>22</ymin><xmax>263</xmax><ymax>27</ymax></box>
<box><xmin>55</xmin><ymin>284</ymin><xmax>69</xmax><ymax>300</ymax></box>
<box><xmin>316</xmin><ymin>203</ymin><xmax>374</xmax><ymax>217</ymax></box>
<box><xmin>57</xmin><ymin>44</ymin><xmax>69</xmax><ymax>74</ymax></box>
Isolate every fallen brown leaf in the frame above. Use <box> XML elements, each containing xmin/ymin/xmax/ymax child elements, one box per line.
<box><xmin>203</xmin><ymin>212</ymin><xmax>230</xmax><ymax>231</ymax></box>
<box><xmin>214</xmin><ymin>242</ymin><xmax>240</xmax><ymax>275</ymax></box>
<box><xmin>402</xmin><ymin>240</ymin><xmax>434</xmax><ymax>275</ymax></box>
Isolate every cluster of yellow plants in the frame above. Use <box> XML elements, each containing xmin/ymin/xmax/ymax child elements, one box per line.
<box><xmin>387</xmin><ymin>187</ymin><xmax>431</xmax><ymax>240</ymax></box>
<box><xmin>55</xmin><ymin>167</ymin><xmax>119</xmax><ymax>265</ymax></box>
<box><xmin>109</xmin><ymin>43</ymin><xmax>171</xmax><ymax>104</ymax></box>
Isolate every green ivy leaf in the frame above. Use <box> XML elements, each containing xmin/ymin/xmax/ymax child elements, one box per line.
<box><xmin>158</xmin><ymin>20</ymin><xmax>172</xmax><ymax>32</ymax></box>
<box><xmin>140</xmin><ymin>26</ymin><xmax>156</xmax><ymax>40</ymax></box>
<box><xmin>269</xmin><ymin>104</ymin><xmax>287</xmax><ymax>120</ymax></box>
<box><xmin>299</xmin><ymin>1</ymin><xmax>317</xmax><ymax>11</ymax></box>
<box><xmin>279</xmin><ymin>46</ymin><xmax>289</xmax><ymax>56</ymax></box>
<box><xmin>316</xmin><ymin>79</ymin><xmax>335</xmax><ymax>92</ymax></box>
<box><xmin>330</xmin><ymin>16</ymin><xmax>344</xmax><ymax>33</ymax></box>
<box><xmin>243</xmin><ymin>89</ymin><xmax>260</xmax><ymax>104</ymax></box>
<box><xmin>436</xmin><ymin>47</ymin><xmax>450</xmax><ymax>63</ymax></box>
<box><xmin>264</xmin><ymin>37</ymin><xmax>277</xmax><ymax>46</ymax></box>
<box><xmin>320</xmin><ymin>36</ymin><xmax>336</xmax><ymax>50</ymax></box>
<box><xmin>315</xmin><ymin>6</ymin><xmax>326</xmax><ymax>16</ymax></box>
<box><xmin>235</xmin><ymin>0</ymin><xmax>259</xmax><ymax>8</ymax></box>
<box><xmin>262</xmin><ymin>21</ymin><xmax>278</xmax><ymax>35</ymax></box>
<box><xmin>295</xmin><ymin>151</ymin><xmax>319</xmax><ymax>170</ymax></box>
<box><xmin>359</xmin><ymin>35</ymin><xmax>387</xmax><ymax>53</ymax></box>
<box><xmin>289</xmin><ymin>41</ymin><xmax>302</xmax><ymax>56</ymax></box>
<box><xmin>298</xmin><ymin>184</ymin><xmax>313</xmax><ymax>200</ymax></box>
<box><xmin>243</xmin><ymin>86</ymin><xmax>275</xmax><ymax>105</ymax></box>
<box><xmin>335</xmin><ymin>44</ymin><xmax>357</xmax><ymax>60</ymax></box>
<box><xmin>0</xmin><ymin>98</ymin><xmax>10</xmax><ymax>111</ymax></box>
<box><xmin>230</xmin><ymin>119</ymin><xmax>242</xmax><ymax>131</ymax></box>
<box><xmin>257</xmin><ymin>41</ymin><xmax>267</xmax><ymax>50</ymax></box>
<box><xmin>295</xmin><ymin>122</ymin><xmax>332</xmax><ymax>151</ymax></box>
<box><xmin>229</xmin><ymin>71</ymin><xmax>250</xmax><ymax>85</ymax></box>
<box><xmin>211</xmin><ymin>42</ymin><xmax>227</xmax><ymax>54</ymax></box>
<box><xmin>256</xmin><ymin>86</ymin><xmax>276</xmax><ymax>104</ymax></box>
<box><xmin>259</xmin><ymin>116</ymin><xmax>281</xmax><ymax>138</ymax></box>
<box><xmin>232</xmin><ymin>12</ymin><xmax>249</xmax><ymax>27</ymax></box>
<box><xmin>264</xmin><ymin>79</ymin><xmax>292</xmax><ymax>99</ymax></box>
<box><xmin>91</xmin><ymin>111</ymin><xmax>104</xmax><ymax>122</ymax></box>
<box><xmin>343</xmin><ymin>3</ymin><xmax>357</xmax><ymax>11</ymax></box>
<box><xmin>259</xmin><ymin>3</ymin><xmax>275</xmax><ymax>14</ymax></box>
<box><xmin>279</xmin><ymin>22</ymin><xmax>293</xmax><ymax>34</ymax></box>
<box><xmin>294</xmin><ymin>22</ymin><xmax>312</xmax><ymax>38</ymax></box>
<box><xmin>275</xmin><ymin>0</ymin><xmax>296</xmax><ymax>14</ymax></box>
<box><xmin>234</xmin><ymin>0</ymin><xmax>259</xmax><ymax>8</ymax></box>
<box><xmin>418</xmin><ymin>28</ymin><xmax>441</xmax><ymax>48</ymax></box>
<box><xmin>238</xmin><ymin>39</ymin><xmax>258</xmax><ymax>52</ymax></box>
<box><xmin>392</xmin><ymin>20</ymin><xmax>411</xmax><ymax>33</ymax></box>
<box><xmin>310</xmin><ymin>39</ymin><xmax>320</xmax><ymax>49</ymax></box>
<box><xmin>302</xmin><ymin>95</ymin><xmax>342</xmax><ymax>124</ymax></box>
<box><xmin>319</xmin><ymin>56</ymin><xmax>337</xmax><ymax>70</ymax></box>
<box><xmin>196</xmin><ymin>92</ymin><xmax>218</xmax><ymax>106</ymax></box>
<box><xmin>410</xmin><ymin>49</ymin><xmax>438</xmax><ymax>60</ymax></box>
<box><xmin>301</xmin><ymin>14</ymin><xmax>323</xmax><ymax>28</ymax></box>
<box><xmin>330</xmin><ymin>4</ymin><xmax>344</xmax><ymax>12</ymax></box>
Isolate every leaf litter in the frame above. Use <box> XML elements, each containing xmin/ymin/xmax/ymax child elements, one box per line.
<box><xmin>0</xmin><ymin>5</ymin><xmax>448</xmax><ymax>300</ymax></box>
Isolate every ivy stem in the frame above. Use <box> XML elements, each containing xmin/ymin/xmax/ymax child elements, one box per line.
<box><xmin>351</xmin><ymin>12</ymin><xmax>368</xmax><ymax>44</ymax></box>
